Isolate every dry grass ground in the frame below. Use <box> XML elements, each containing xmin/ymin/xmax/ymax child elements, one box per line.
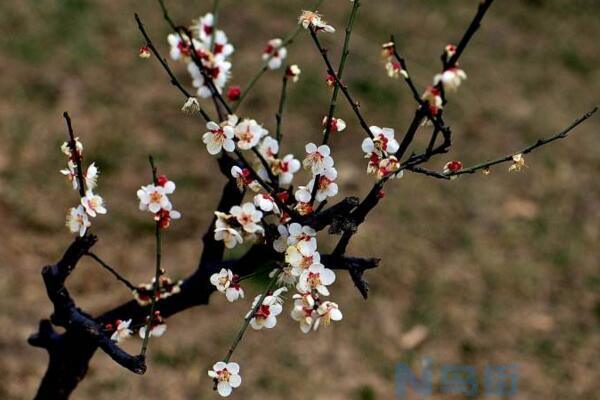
<box><xmin>0</xmin><ymin>0</ymin><xmax>598</xmax><ymax>399</ymax></box>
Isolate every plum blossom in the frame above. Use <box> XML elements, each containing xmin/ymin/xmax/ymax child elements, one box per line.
<box><xmin>386</xmin><ymin>60</ymin><xmax>408</xmax><ymax>79</ymax></box>
<box><xmin>294</xmin><ymin>186</ymin><xmax>314</xmax><ymax>216</ymax></box>
<box><xmin>181</xmin><ymin>96</ymin><xmax>201</xmax><ymax>114</ymax></box>
<box><xmin>253</xmin><ymin>193</ymin><xmax>280</xmax><ymax>214</ymax></box>
<box><xmin>61</xmin><ymin>137</ymin><xmax>83</xmax><ymax>159</ymax></box>
<box><xmin>191</xmin><ymin>13</ymin><xmax>214</xmax><ymax>43</ymax></box>
<box><xmin>139</xmin><ymin>311</ymin><xmax>167</xmax><ymax>338</ymax></box>
<box><xmin>248</xmin><ymin>294</ymin><xmax>283</xmax><ymax>330</ymax></box>
<box><xmin>308</xmin><ymin>167</ymin><xmax>338</xmax><ymax>202</ymax></box>
<box><xmin>214</xmin><ymin>211</ymin><xmax>243</xmax><ymax>249</ymax></box>
<box><xmin>210</xmin><ymin>268</ymin><xmax>244</xmax><ymax>302</ymax></box>
<box><xmin>362</xmin><ymin>126</ymin><xmax>399</xmax><ymax>156</ymax></box>
<box><xmin>66</xmin><ymin>205</ymin><xmax>91</xmax><ymax>237</ymax></box>
<box><xmin>287</xmin><ymin>223</ymin><xmax>317</xmax><ymax>247</ymax></box>
<box><xmin>271</xmin><ymin>154</ymin><xmax>301</xmax><ymax>185</ymax></box>
<box><xmin>443</xmin><ymin>160</ymin><xmax>463</xmax><ymax>175</ymax></box>
<box><xmin>155</xmin><ymin>209</ymin><xmax>181</xmax><ymax>229</ymax></box>
<box><xmin>227</xmin><ymin>86</ymin><xmax>241</xmax><ymax>101</ymax></box>
<box><xmin>297</xmin><ymin>263</ymin><xmax>336</xmax><ymax>296</ymax></box>
<box><xmin>286</xmin><ymin>240</ymin><xmax>320</xmax><ymax>276</ymax></box>
<box><xmin>273</xmin><ymin>225</ymin><xmax>289</xmax><ymax>253</ymax></box>
<box><xmin>203</xmin><ymin>121</ymin><xmax>235</xmax><ymax>155</ymax></box>
<box><xmin>286</xmin><ymin>64</ymin><xmax>301</xmax><ymax>82</ymax></box>
<box><xmin>230</xmin><ymin>203</ymin><xmax>263</xmax><ymax>234</ymax></box>
<box><xmin>187</xmin><ymin>56</ymin><xmax>232</xmax><ymax>98</ymax></box>
<box><xmin>269</xmin><ymin>265</ymin><xmax>297</xmax><ymax>286</ymax></box>
<box><xmin>434</xmin><ymin>67</ymin><xmax>467</xmax><ymax>92</ymax></box>
<box><xmin>376</xmin><ymin>156</ymin><xmax>401</xmax><ymax>180</ymax></box>
<box><xmin>298</xmin><ymin>10</ymin><xmax>335</xmax><ymax>33</ymax></box>
<box><xmin>231</xmin><ymin>166</ymin><xmax>260</xmax><ymax>192</ymax></box>
<box><xmin>322</xmin><ymin>116</ymin><xmax>346</xmax><ymax>133</ymax></box>
<box><xmin>234</xmin><ymin>118</ymin><xmax>267</xmax><ymax>150</ymax></box>
<box><xmin>291</xmin><ymin>292</ymin><xmax>317</xmax><ymax>333</ymax></box>
<box><xmin>314</xmin><ymin>301</ymin><xmax>343</xmax><ymax>330</ymax></box>
<box><xmin>137</xmin><ymin>184</ymin><xmax>172</xmax><ymax>214</ymax></box>
<box><xmin>258</xmin><ymin>136</ymin><xmax>279</xmax><ymax>160</ymax></box>
<box><xmin>303</xmin><ymin>143</ymin><xmax>334</xmax><ymax>175</ymax></box>
<box><xmin>422</xmin><ymin>86</ymin><xmax>443</xmax><ymax>116</ymax></box>
<box><xmin>210</xmin><ymin>30</ymin><xmax>235</xmax><ymax>57</ymax></box>
<box><xmin>208</xmin><ymin>361</ymin><xmax>242</xmax><ymax>397</ymax></box>
<box><xmin>509</xmin><ymin>153</ymin><xmax>526</xmax><ymax>172</ymax></box>
<box><xmin>81</xmin><ymin>190</ymin><xmax>107</xmax><ymax>217</ymax></box>
<box><xmin>262</xmin><ymin>38</ymin><xmax>287</xmax><ymax>70</ymax></box>
<box><xmin>110</xmin><ymin>319</ymin><xmax>132</xmax><ymax>343</ymax></box>
<box><xmin>139</xmin><ymin>45</ymin><xmax>151</xmax><ymax>59</ymax></box>
<box><xmin>133</xmin><ymin>276</ymin><xmax>182</xmax><ymax>306</ymax></box>
<box><xmin>444</xmin><ymin>44</ymin><xmax>457</xmax><ymax>60</ymax></box>
<box><xmin>167</xmin><ymin>33</ymin><xmax>194</xmax><ymax>60</ymax></box>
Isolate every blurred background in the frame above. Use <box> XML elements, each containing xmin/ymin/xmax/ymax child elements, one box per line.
<box><xmin>0</xmin><ymin>0</ymin><xmax>598</xmax><ymax>399</ymax></box>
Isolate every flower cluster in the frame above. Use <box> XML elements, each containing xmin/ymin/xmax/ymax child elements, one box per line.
<box><xmin>167</xmin><ymin>13</ymin><xmax>234</xmax><ymax>98</ymax></box>
<box><xmin>137</xmin><ymin>174</ymin><xmax>181</xmax><ymax>228</ymax></box>
<box><xmin>61</xmin><ymin>137</ymin><xmax>107</xmax><ymax>236</ymax></box>
<box><xmin>361</xmin><ymin>126</ymin><xmax>402</xmax><ymax>179</ymax></box>
<box><xmin>107</xmin><ymin>311</ymin><xmax>167</xmax><ymax>343</ymax></box>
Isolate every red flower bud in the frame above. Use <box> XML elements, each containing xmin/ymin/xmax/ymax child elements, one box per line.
<box><xmin>227</xmin><ymin>86</ymin><xmax>241</xmax><ymax>101</ymax></box>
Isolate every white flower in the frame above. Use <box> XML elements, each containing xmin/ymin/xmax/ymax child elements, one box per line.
<box><xmin>181</xmin><ymin>97</ymin><xmax>201</xmax><ymax>114</ymax></box>
<box><xmin>211</xmin><ymin>30</ymin><xmax>235</xmax><ymax>57</ymax></box>
<box><xmin>271</xmin><ymin>287</ymin><xmax>288</xmax><ymax>304</ymax></box>
<box><xmin>291</xmin><ymin>298</ymin><xmax>315</xmax><ymax>333</ymax></box>
<box><xmin>285</xmin><ymin>240</ymin><xmax>319</xmax><ymax>276</ymax></box>
<box><xmin>84</xmin><ymin>162</ymin><xmax>99</xmax><ymax>190</ymax></box>
<box><xmin>269</xmin><ymin>265</ymin><xmax>297</xmax><ymax>286</ymax></box>
<box><xmin>234</xmin><ymin>119</ymin><xmax>267</xmax><ymax>150</ymax></box>
<box><xmin>248</xmin><ymin>294</ymin><xmax>283</xmax><ymax>330</ymax></box>
<box><xmin>191</xmin><ymin>13</ymin><xmax>214</xmax><ymax>42</ymax></box>
<box><xmin>61</xmin><ymin>137</ymin><xmax>83</xmax><ymax>158</ymax></box>
<box><xmin>322</xmin><ymin>116</ymin><xmax>346</xmax><ymax>133</ymax></box>
<box><xmin>294</xmin><ymin>185</ymin><xmax>312</xmax><ymax>204</ymax></box>
<box><xmin>362</xmin><ymin>126</ymin><xmax>399</xmax><ymax>156</ymax></box>
<box><xmin>210</xmin><ymin>268</ymin><xmax>244</xmax><ymax>302</ymax></box>
<box><xmin>66</xmin><ymin>205</ymin><xmax>91</xmax><ymax>236</ymax></box>
<box><xmin>287</xmin><ymin>223</ymin><xmax>317</xmax><ymax>247</ymax></box>
<box><xmin>297</xmin><ymin>263</ymin><xmax>336</xmax><ymax>296</ymax></box>
<box><xmin>273</xmin><ymin>225</ymin><xmax>289</xmax><ymax>253</ymax></box>
<box><xmin>286</xmin><ymin>64</ymin><xmax>301</xmax><ymax>82</ymax></box>
<box><xmin>208</xmin><ymin>361</ymin><xmax>242</xmax><ymax>397</ymax></box>
<box><xmin>258</xmin><ymin>136</ymin><xmax>279</xmax><ymax>160</ymax></box>
<box><xmin>137</xmin><ymin>184</ymin><xmax>172</xmax><ymax>213</ymax></box>
<box><xmin>214</xmin><ymin>212</ymin><xmax>243</xmax><ymax>249</ymax></box>
<box><xmin>210</xmin><ymin>268</ymin><xmax>234</xmax><ymax>292</ymax></box>
<box><xmin>308</xmin><ymin>167</ymin><xmax>338</xmax><ymax>202</ymax></box>
<box><xmin>376</xmin><ymin>156</ymin><xmax>401</xmax><ymax>180</ymax></box>
<box><xmin>253</xmin><ymin>193</ymin><xmax>280</xmax><ymax>214</ymax></box>
<box><xmin>110</xmin><ymin>319</ymin><xmax>132</xmax><ymax>343</ymax></box>
<box><xmin>298</xmin><ymin>10</ymin><xmax>335</xmax><ymax>33</ymax></box>
<box><xmin>230</xmin><ymin>203</ymin><xmax>263</xmax><ymax>233</ymax></box>
<box><xmin>203</xmin><ymin>121</ymin><xmax>235</xmax><ymax>155</ymax></box>
<box><xmin>167</xmin><ymin>33</ymin><xmax>193</xmax><ymax>60</ymax></box>
<box><xmin>262</xmin><ymin>38</ymin><xmax>287</xmax><ymax>70</ymax></box>
<box><xmin>422</xmin><ymin>86</ymin><xmax>443</xmax><ymax>116</ymax></box>
<box><xmin>188</xmin><ymin>58</ymin><xmax>232</xmax><ymax>98</ymax></box>
<box><xmin>139</xmin><ymin>323</ymin><xmax>167</xmax><ymax>339</ymax></box>
<box><xmin>271</xmin><ymin>154</ymin><xmax>301</xmax><ymax>185</ymax></box>
<box><xmin>385</xmin><ymin>60</ymin><xmax>408</xmax><ymax>79</ymax></box>
<box><xmin>314</xmin><ymin>301</ymin><xmax>343</xmax><ymax>330</ymax></box>
<box><xmin>303</xmin><ymin>143</ymin><xmax>334</xmax><ymax>175</ymax></box>
<box><xmin>433</xmin><ymin>67</ymin><xmax>467</xmax><ymax>92</ymax></box>
<box><xmin>81</xmin><ymin>190</ymin><xmax>107</xmax><ymax>217</ymax></box>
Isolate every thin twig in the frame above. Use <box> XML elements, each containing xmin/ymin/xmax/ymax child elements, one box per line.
<box><xmin>140</xmin><ymin>155</ymin><xmax>162</xmax><ymax>358</ymax></box>
<box><xmin>222</xmin><ymin>272</ymin><xmax>279</xmax><ymax>363</ymax></box>
<box><xmin>63</xmin><ymin>112</ymin><xmax>86</xmax><ymax>199</ymax></box>
<box><xmin>134</xmin><ymin>13</ymin><xmax>211</xmax><ymax>122</ymax></box>
<box><xmin>86</xmin><ymin>252</ymin><xmax>137</xmax><ymax>291</ymax></box>
<box><xmin>275</xmin><ymin>70</ymin><xmax>289</xmax><ymax>150</ymax></box>
<box><xmin>449</xmin><ymin>107</ymin><xmax>598</xmax><ymax>176</ymax></box>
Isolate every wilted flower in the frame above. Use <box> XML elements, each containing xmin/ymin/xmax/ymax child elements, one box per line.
<box><xmin>139</xmin><ymin>45</ymin><xmax>151</xmax><ymax>58</ymax></box>
<box><xmin>298</xmin><ymin>10</ymin><xmax>335</xmax><ymax>33</ymax></box>
<box><xmin>509</xmin><ymin>153</ymin><xmax>526</xmax><ymax>172</ymax></box>
<box><xmin>181</xmin><ymin>97</ymin><xmax>201</xmax><ymax>114</ymax></box>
